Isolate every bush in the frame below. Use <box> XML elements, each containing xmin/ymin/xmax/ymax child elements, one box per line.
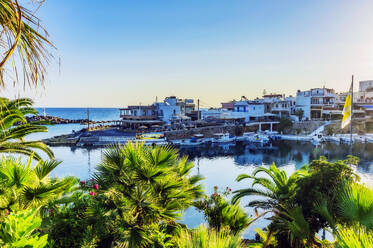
<box><xmin>0</xmin><ymin>209</ymin><xmax>48</xmax><ymax>248</ymax></box>
<box><xmin>195</xmin><ymin>186</ymin><xmax>251</xmax><ymax>235</ymax></box>
<box><xmin>176</xmin><ymin>225</ymin><xmax>245</xmax><ymax>248</ymax></box>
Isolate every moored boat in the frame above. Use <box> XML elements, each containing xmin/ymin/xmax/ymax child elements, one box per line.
<box><xmin>211</xmin><ymin>133</ymin><xmax>236</xmax><ymax>144</ymax></box>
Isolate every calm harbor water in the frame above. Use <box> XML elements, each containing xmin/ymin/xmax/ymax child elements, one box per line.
<box><xmin>29</xmin><ymin>108</ymin><xmax>373</xmax><ymax>238</ymax></box>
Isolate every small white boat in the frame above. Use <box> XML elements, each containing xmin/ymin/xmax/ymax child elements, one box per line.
<box><xmin>236</xmin><ymin>132</ymin><xmax>255</xmax><ymax>142</ymax></box>
<box><xmin>280</xmin><ymin>135</ymin><xmax>312</xmax><ymax>141</ymax></box>
<box><xmin>354</xmin><ymin>136</ymin><xmax>368</xmax><ymax>143</ymax></box>
<box><xmin>238</xmin><ymin>132</ymin><xmax>270</xmax><ymax>144</ymax></box>
<box><xmin>211</xmin><ymin>133</ymin><xmax>236</xmax><ymax>144</ymax></box>
<box><xmin>311</xmin><ymin>133</ymin><xmax>324</xmax><ymax>144</ymax></box>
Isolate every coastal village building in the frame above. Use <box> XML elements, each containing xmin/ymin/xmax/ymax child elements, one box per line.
<box><xmin>295</xmin><ymin>87</ymin><xmax>338</xmax><ymax>120</ymax></box>
<box><xmin>355</xmin><ymin>80</ymin><xmax>373</xmax><ymax>117</ymax></box>
<box><xmin>231</xmin><ymin>99</ymin><xmax>267</xmax><ymax>122</ymax></box>
<box><xmin>120</xmin><ymin>96</ymin><xmax>194</xmax><ymax>128</ymax></box>
<box><xmin>263</xmin><ymin>94</ymin><xmax>296</xmax><ymax>117</ymax></box>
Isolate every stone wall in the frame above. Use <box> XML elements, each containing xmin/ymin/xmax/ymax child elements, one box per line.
<box><xmin>289</xmin><ymin>121</ymin><xmax>327</xmax><ymax>135</ymax></box>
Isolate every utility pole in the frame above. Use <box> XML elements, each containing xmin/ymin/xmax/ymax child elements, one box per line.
<box><xmin>87</xmin><ymin>108</ymin><xmax>90</xmax><ymax>130</ymax></box>
<box><xmin>197</xmin><ymin>99</ymin><xmax>200</xmax><ymax>121</ymax></box>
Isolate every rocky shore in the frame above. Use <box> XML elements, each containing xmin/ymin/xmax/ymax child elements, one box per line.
<box><xmin>27</xmin><ymin>115</ymin><xmax>89</xmax><ymax>124</ymax></box>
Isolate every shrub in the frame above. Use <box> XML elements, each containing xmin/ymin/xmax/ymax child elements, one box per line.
<box><xmin>0</xmin><ymin>209</ymin><xmax>48</xmax><ymax>248</ymax></box>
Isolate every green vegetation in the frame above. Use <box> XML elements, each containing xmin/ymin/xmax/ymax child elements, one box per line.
<box><xmin>0</xmin><ymin>98</ymin><xmax>372</xmax><ymax>247</ymax></box>
<box><xmin>0</xmin><ymin>0</ymin><xmax>53</xmax><ymax>88</ymax></box>
<box><xmin>0</xmin><ymin>97</ymin><xmax>54</xmax><ymax>160</ymax></box>
<box><xmin>0</xmin><ymin>209</ymin><xmax>48</xmax><ymax>248</ymax></box>
<box><xmin>295</xmin><ymin>109</ymin><xmax>304</xmax><ymax>121</ymax></box>
<box><xmin>176</xmin><ymin>225</ymin><xmax>245</xmax><ymax>248</ymax></box>
<box><xmin>195</xmin><ymin>186</ymin><xmax>251</xmax><ymax>235</ymax></box>
<box><xmin>277</xmin><ymin>117</ymin><xmax>293</xmax><ymax>134</ymax></box>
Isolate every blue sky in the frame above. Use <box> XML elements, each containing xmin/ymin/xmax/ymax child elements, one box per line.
<box><xmin>7</xmin><ymin>0</ymin><xmax>373</xmax><ymax>107</ymax></box>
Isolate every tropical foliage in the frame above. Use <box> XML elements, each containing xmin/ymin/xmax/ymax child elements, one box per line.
<box><xmin>176</xmin><ymin>225</ymin><xmax>245</xmax><ymax>248</ymax></box>
<box><xmin>0</xmin><ymin>97</ymin><xmax>53</xmax><ymax>160</ymax></box>
<box><xmin>0</xmin><ymin>155</ymin><xmax>77</xmax><ymax>219</ymax></box>
<box><xmin>195</xmin><ymin>186</ymin><xmax>252</xmax><ymax>235</ymax></box>
<box><xmin>0</xmin><ymin>209</ymin><xmax>48</xmax><ymax>248</ymax></box>
<box><xmin>47</xmin><ymin>143</ymin><xmax>204</xmax><ymax>247</ymax></box>
<box><xmin>232</xmin><ymin>156</ymin><xmax>371</xmax><ymax>248</ymax></box>
<box><xmin>0</xmin><ymin>0</ymin><xmax>53</xmax><ymax>88</ymax></box>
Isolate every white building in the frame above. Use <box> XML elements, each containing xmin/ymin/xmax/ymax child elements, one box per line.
<box><xmin>154</xmin><ymin>96</ymin><xmax>182</xmax><ymax>123</ymax></box>
<box><xmin>295</xmin><ymin>87</ymin><xmax>337</xmax><ymax>120</ymax></box>
<box><xmin>201</xmin><ymin>108</ymin><xmax>229</xmax><ymax>120</ymax></box>
<box><xmin>232</xmin><ymin>100</ymin><xmax>266</xmax><ymax>122</ymax></box>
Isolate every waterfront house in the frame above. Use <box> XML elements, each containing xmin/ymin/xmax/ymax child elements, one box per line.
<box><xmin>119</xmin><ymin>105</ymin><xmax>163</xmax><ymax>130</ymax></box>
<box><xmin>154</xmin><ymin>96</ymin><xmax>194</xmax><ymax>124</ymax></box>
<box><xmin>120</xmin><ymin>105</ymin><xmax>157</xmax><ymax>120</ymax></box>
<box><xmin>154</xmin><ymin>96</ymin><xmax>182</xmax><ymax>124</ymax></box>
<box><xmin>232</xmin><ymin>99</ymin><xmax>266</xmax><ymax>122</ymax></box>
<box><xmin>120</xmin><ymin>96</ymin><xmax>195</xmax><ymax>129</ymax></box>
<box><xmin>353</xmin><ymin>80</ymin><xmax>373</xmax><ymax>117</ymax></box>
<box><xmin>262</xmin><ymin>94</ymin><xmax>296</xmax><ymax>117</ymax></box>
<box><xmin>295</xmin><ymin>87</ymin><xmax>337</xmax><ymax>120</ymax></box>
<box><xmin>270</xmin><ymin>96</ymin><xmax>296</xmax><ymax>117</ymax></box>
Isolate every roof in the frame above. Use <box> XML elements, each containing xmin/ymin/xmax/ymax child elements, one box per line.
<box><xmin>263</xmin><ymin>94</ymin><xmax>282</xmax><ymax>98</ymax></box>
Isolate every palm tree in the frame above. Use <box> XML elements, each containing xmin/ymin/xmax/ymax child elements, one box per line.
<box><xmin>0</xmin><ymin>97</ymin><xmax>53</xmax><ymax>160</ymax></box>
<box><xmin>232</xmin><ymin>163</ymin><xmax>308</xmax><ymax>212</ymax></box>
<box><xmin>0</xmin><ymin>0</ymin><xmax>53</xmax><ymax>88</ymax></box>
<box><xmin>334</xmin><ymin>226</ymin><xmax>373</xmax><ymax>248</ymax></box>
<box><xmin>176</xmin><ymin>225</ymin><xmax>245</xmax><ymax>248</ymax></box>
<box><xmin>0</xmin><ymin>209</ymin><xmax>48</xmax><ymax>248</ymax></box>
<box><xmin>337</xmin><ymin>182</ymin><xmax>373</xmax><ymax>230</ymax></box>
<box><xmin>248</xmin><ymin>228</ymin><xmax>277</xmax><ymax>248</ymax></box>
<box><xmin>92</xmin><ymin>143</ymin><xmax>204</xmax><ymax>247</ymax></box>
<box><xmin>0</xmin><ymin>155</ymin><xmax>77</xmax><ymax>217</ymax></box>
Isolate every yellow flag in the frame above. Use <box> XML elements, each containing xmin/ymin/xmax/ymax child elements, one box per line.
<box><xmin>341</xmin><ymin>84</ymin><xmax>352</xmax><ymax>129</ymax></box>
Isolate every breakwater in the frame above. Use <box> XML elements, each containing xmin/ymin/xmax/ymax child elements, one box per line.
<box><xmin>27</xmin><ymin>115</ymin><xmax>89</xmax><ymax>124</ymax></box>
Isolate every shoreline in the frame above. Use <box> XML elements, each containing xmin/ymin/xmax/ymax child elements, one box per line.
<box><xmin>42</xmin><ymin>124</ymin><xmax>373</xmax><ymax>148</ymax></box>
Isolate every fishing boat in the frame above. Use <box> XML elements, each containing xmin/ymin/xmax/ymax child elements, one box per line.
<box><xmin>211</xmin><ymin>133</ymin><xmax>236</xmax><ymax>144</ymax></box>
<box><xmin>179</xmin><ymin>134</ymin><xmax>206</xmax><ymax>147</ymax></box>
<box><xmin>135</xmin><ymin>133</ymin><xmax>168</xmax><ymax>146</ymax></box>
<box><xmin>237</xmin><ymin>132</ymin><xmax>269</xmax><ymax>144</ymax></box>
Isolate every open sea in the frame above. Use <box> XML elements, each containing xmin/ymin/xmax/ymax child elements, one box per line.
<box><xmin>27</xmin><ymin>108</ymin><xmax>373</xmax><ymax>238</ymax></box>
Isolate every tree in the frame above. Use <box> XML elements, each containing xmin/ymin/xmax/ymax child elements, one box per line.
<box><xmin>294</xmin><ymin>109</ymin><xmax>304</xmax><ymax>122</ymax></box>
<box><xmin>0</xmin><ymin>0</ymin><xmax>53</xmax><ymax>88</ymax></box>
<box><xmin>0</xmin><ymin>155</ymin><xmax>77</xmax><ymax>218</ymax></box>
<box><xmin>232</xmin><ymin>163</ymin><xmax>308</xmax><ymax>212</ymax></box>
<box><xmin>277</xmin><ymin>117</ymin><xmax>293</xmax><ymax>134</ymax></box>
<box><xmin>294</xmin><ymin>157</ymin><xmax>358</xmax><ymax>235</ymax></box>
<box><xmin>195</xmin><ymin>186</ymin><xmax>252</xmax><ymax>235</ymax></box>
<box><xmin>91</xmin><ymin>143</ymin><xmax>204</xmax><ymax>247</ymax></box>
<box><xmin>0</xmin><ymin>97</ymin><xmax>53</xmax><ymax>161</ymax></box>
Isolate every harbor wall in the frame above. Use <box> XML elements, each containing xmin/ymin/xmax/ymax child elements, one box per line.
<box><xmin>164</xmin><ymin>125</ymin><xmax>258</xmax><ymax>140</ymax></box>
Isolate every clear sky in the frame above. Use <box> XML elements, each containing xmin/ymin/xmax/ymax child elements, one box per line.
<box><xmin>6</xmin><ymin>0</ymin><xmax>373</xmax><ymax>107</ymax></box>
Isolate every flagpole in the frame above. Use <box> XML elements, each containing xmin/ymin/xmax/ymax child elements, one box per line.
<box><xmin>350</xmin><ymin>75</ymin><xmax>354</xmax><ymax>153</ymax></box>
